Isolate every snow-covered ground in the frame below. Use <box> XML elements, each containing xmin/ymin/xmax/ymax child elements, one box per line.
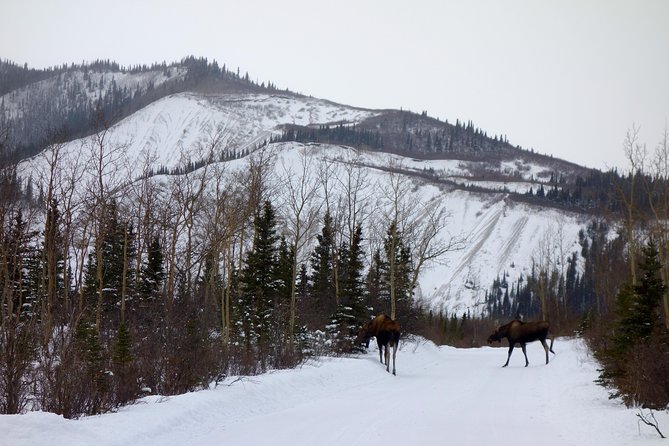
<box><xmin>2</xmin><ymin>338</ymin><xmax>665</xmax><ymax>446</ymax></box>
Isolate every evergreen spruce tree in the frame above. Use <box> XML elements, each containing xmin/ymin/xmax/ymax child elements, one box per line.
<box><xmin>74</xmin><ymin>318</ymin><xmax>107</xmax><ymax>414</ymax></box>
<box><xmin>296</xmin><ymin>263</ymin><xmax>309</xmax><ymax>302</ymax></box>
<box><xmin>612</xmin><ymin>240</ymin><xmax>665</xmax><ymax>355</ymax></box>
<box><xmin>381</xmin><ymin>220</ymin><xmax>413</xmax><ymax>320</ymax></box>
<box><xmin>598</xmin><ymin>239</ymin><xmax>667</xmax><ymax>401</ymax></box>
<box><xmin>365</xmin><ymin>249</ymin><xmax>384</xmax><ymax>312</ymax></box>
<box><xmin>2</xmin><ymin>210</ymin><xmax>41</xmax><ymax>318</ymax></box>
<box><xmin>310</xmin><ymin>212</ymin><xmax>336</xmax><ymax>322</ymax></box>
<box><xmin>239</xmin><ymin>201</ymin><xmax>280</xmax><ymax>362</ymax></box>
<box><xmin>112</xmin><ymin>321</ymin><xmax>133</xmax><ymax>368</ymax></box>
<box><xmin>342</xmin><ymin>226</ymin><xmax>367</xmax><ymax>324</ymax></box>
<box><xmin>328</xmin><ymin>225</ymin><xmax>367</xmax><ymax>352</ymax></box>
<box><xmin>139</xmin><ymin>236</ymin><xmax>165</xmax><ymax>299</ymax></box>
<box><xmin>275</xmin><ymin>236</ymin><xmax>294</xmax><ymax>302</ymax></box>
<box><xmin>42</xmin><ymin>198</ymin><xmax>66</xmax><ymax>314</ymax></box>
<box><xmin>274</xmin><ymin>236</ymin><xmax>295</xmax><ymax>345</ymax></box>
<box><xmin>83</xmin><ymin>200</ymin><xmax>136</xmax><ymax>313</ymax></box>
<box><xmin>111</xmin><ymin>320</ymin><xmax>136</xmax><ymax>405</ymax></box>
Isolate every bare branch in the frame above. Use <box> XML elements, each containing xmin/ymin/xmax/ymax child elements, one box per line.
<box><xmin>637</xmin><ymin>409</ymin><xmax>665</xmax><ymax>439</ymax></box>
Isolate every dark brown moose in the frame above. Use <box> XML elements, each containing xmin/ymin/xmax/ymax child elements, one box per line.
<box><xmin>356</xmin><ymin>314</ymin><xmax>401</xmax><ymax>375</ymax></box>
<box><xmin>487</xmin><ymin>320</ymin><xmax>555</xmax><ymax>367</ymax></box>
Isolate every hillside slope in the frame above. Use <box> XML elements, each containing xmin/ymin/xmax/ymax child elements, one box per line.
<box><xmin>16</xmin><ymin>79</ymin><xmax>591</xmax><ymax>314</ymax></box>
<box><xmin>17</xmin><ymin>92</ymin><xmax>378</xmax><ymax>174</ymax></box>
<box><xmin>1</xmin><ymin>338</ymin><xmax>663</xmax><ymax>446</ymax></box>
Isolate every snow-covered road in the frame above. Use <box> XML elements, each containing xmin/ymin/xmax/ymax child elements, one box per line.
<box><xmin>2</xmin><ymin>338</ymin><xmax>665</xmax><ymax>445</ymax></box>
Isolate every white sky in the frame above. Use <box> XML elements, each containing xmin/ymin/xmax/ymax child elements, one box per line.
<box><xmin>1</xmin><ymin>0</ymin><xmax>668</xmax><ymax>171</ymax></box>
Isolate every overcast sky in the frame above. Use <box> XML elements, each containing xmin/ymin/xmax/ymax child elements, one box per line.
<box><xmin>1</xmin><ymin>0</ymin><xmax>668</xmax><ymax>170</ymax></box>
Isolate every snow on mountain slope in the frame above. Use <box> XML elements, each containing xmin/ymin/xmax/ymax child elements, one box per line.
<box><xmin>424</xmin><ymin>192</ymin><xmax>584</xmax><ymax>313</ymax></box>
<box><xmin>18</xmin><ymin>92</ymin><xmax>379</xmax><ymax>176</ymax></box>
<box><xmin>1</xmin><ymin>338</ymin><xmax>663</xmax><ymax>446</ymax></box>
<box><xmin>268</xmin><ymin>144</ymin><xmax>586</xmax><ymax>314</ymax></box>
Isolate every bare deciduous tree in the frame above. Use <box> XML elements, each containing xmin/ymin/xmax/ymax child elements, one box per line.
<box><xmin>278</xmin><ymin>147</ymin><xmax>321</xmax><ymax>349</ymax></box>
<box><xmin>406</xmin><ymin>195</ymin><xmax>466</xmax><ymax>297</ymax></box>
<box><xmin>646</xmin><ymin>124</ymin><xmax>669</xmax><ymax>329</ymax></box>
<box><xmin>377</xmin><ymin>158</ymin><xmax>463</xmax><ymax>320</ymax></box>
<box><xmin>618</xmin><ymin>124</ymin><xmax>647</xmax><ymax>286</ymax></box>
<box><xmin>82</xmin><ymin>117</ymin><xmax>128</xmax><ymax>331</ymax></box>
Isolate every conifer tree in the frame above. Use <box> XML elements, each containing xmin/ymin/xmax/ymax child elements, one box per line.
<box><xmin>111</xmin><ymin>320</ymin><xmax>136</xmax><ymax>406</ymax></box>
<box><xmin>612</xmin><ymin>240</ymin><xmax>665</xmax><ymax>354</ymax></box>
<box><xmin>239</xmin><ymin>200</ymin><xmax>279</xmax><ymax>361</ymax></box>
<box><xmin>274</xmin><ymin>236</ymin><xmax>294</xmax><ymax>344</ymax></box>
<box><xmin>296</xmin><ymin>263</ymin><xmax>309</xmax><ymax>302</ymax></box>
<box><xmin>74</xmin><ymin>318</ymin><xmax>107</xmax><ymax>415</ymax></box>
<box><xmin>340</xmin><ymin>225</ymin><xmax>365</xmax><ymax>306</ymax></box>
<box><xmin>310</xmin><ymin>212</ymin><xmax>335</xmax><ymax>322</ymax></box>
<box><xmin>83</xmin><ymin>200</ymin><xmax>136</xmax><ymax>316</ymax></box>
<box><xmin>38</xmin><ymin>198</ymin><xmax>66</xmax><ymax>332</ymax></box>
<box><xmin>382</xmin><ymin>220</ymin><xmax>413</xmax><ymax>320</ymax></box>
<box><xmin>598</xmin><ymin>239</ymin><xmax>667</xmax><ymax>402</ymax></box>
<box><xmin>366</xmin><ymin>249</ymin><xmax>384</xmax><ymax>311</ymax></box>
<box><xmin>328</xmin><ymin>225</ymin><xmax>367</xmax><ymax>352</ymax></box>
<box><xmin>139</xmin><ymin>236</ymin><xmax>165</xmax><ymax>299</ymax></box>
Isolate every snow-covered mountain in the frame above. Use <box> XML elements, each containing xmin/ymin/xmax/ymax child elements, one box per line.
<box><xmin>14</xmin><ymin>80</ymin><xmax>593</xmax><ymax>315</ymax></box>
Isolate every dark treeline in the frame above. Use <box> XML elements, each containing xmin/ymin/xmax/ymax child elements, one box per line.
<box><xmin>521</xmin><ymin>168</ymin><xmax>669</xmax><ymax>215</ymax></box>
<box><xmin>275</xmin><ymin>111</ymin><xmax>511</xmax><ymax>156</ymax></box>
<box><xmin>1</xmin><ymin>59</ymin><xmax>69</xmax><ymax>96</ymax></box>
<box><xmin>275</xmin><ymin>123</ymin><xmax>384</xmax><ymax>150</ymax></box>
<box><xmin>362</xmin><ymin>111</ymin><xmax>511</xmax><ymax>154</ymax></box>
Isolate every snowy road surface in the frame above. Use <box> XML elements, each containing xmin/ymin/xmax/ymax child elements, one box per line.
<box><xmin>2</xmin><ymin>338</ymin><xmax>666</xmax><ymax>446</ymax></box>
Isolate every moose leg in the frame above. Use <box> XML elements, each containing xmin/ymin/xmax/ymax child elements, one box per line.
<box><xmin>503</xmin><ymin>344</ymin><xmax>514</xmax><ymax>367</ymax></box>
<box><xmin>521</xmin><ymin>343</ymin><xmax>529</xmax><ymax>367</ymax></box>
<box><xmin>377</xmin><ymin>339</ymin><xmax>383</xmax><ymax>364</ymax></box>
<box><xmin>391</xmin><ymin>343</ymin><xmax>397</xmax><ymax>375</ymax></box>
<box><xmin>384</xmin><ymin>344</ymin><xmax>390</xmax><ymax>372</ymax></box>
<box><xmin>541</xmin><ymin>339</ymin><xmax>549</xmax><ymax>364</ymax></box>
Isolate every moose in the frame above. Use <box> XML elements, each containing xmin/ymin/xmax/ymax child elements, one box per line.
<box><xmin>356</xmin><ymin>314</ymin><xmax>401</xmax><ymax>375</ymax></box>
<box><xmin>487</xmin><ymin>320</ymin><xmax>555</xmax><ymax>367</ymax></box>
